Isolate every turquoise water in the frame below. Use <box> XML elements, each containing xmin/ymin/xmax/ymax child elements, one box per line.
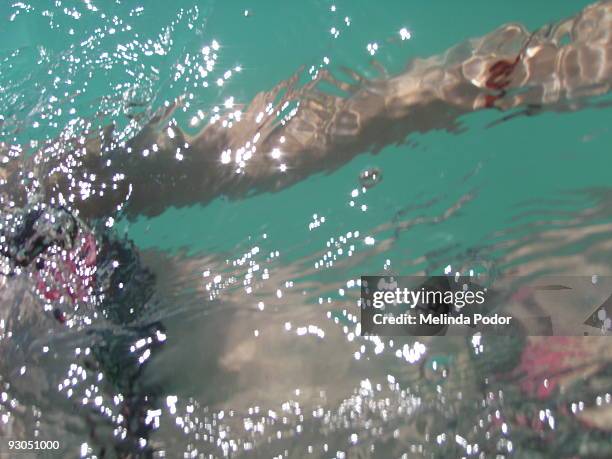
<box><xmin>1</xmin><ymin>1</ymin><xmax>612</xmax><ymax>457</ymax></box>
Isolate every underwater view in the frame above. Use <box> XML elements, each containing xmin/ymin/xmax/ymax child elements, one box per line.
<box><xmin>1</xmin><ymin>0</ymin><xmax>612</xmax><ymax>457</ymax></box>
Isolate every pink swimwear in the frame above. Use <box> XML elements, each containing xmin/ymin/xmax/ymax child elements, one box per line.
<box><xmin>35</xmin><ymin>230</ymin><xmax>97</xmax><ymax>309</ymax></box>
<box><xmin>514</xmin><ymin>337</ymin><xmax>591</xmax><ymax>400</ymax></box>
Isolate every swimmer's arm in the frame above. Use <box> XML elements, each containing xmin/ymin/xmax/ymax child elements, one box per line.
<box><xmin>37</xmin><ymin>1</ymin><xmax>612</xmax><ymax>220</ymax></box>
<box><xmin>133</xmin><ymin>0</ymin><xmax>609</xmax><ymax>215</ymax></box>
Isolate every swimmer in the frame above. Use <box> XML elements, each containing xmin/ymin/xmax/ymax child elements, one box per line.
<box><xmin>1</xmin><ymin>1</ymin><xmax>612</xmax><ymax>456</ymax></box>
